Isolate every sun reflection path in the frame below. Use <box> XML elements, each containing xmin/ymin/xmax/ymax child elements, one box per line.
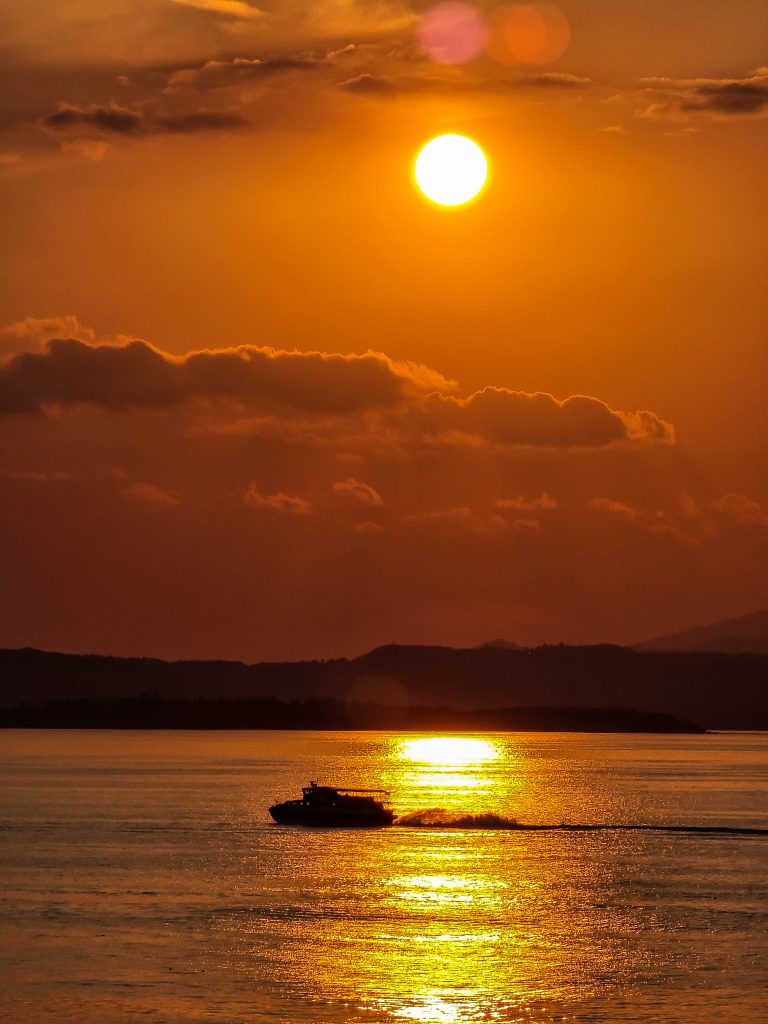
<box><xmin>399</xmin><ymin>736</ymin><xmax>502</xmax><ymax>767</ymax></box>
<box><xmin>388</xmin><ymin>735</ymin><xmax>517</xmax><ymax>814</ymax></box>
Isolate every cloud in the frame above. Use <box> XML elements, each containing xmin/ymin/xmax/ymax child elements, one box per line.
<box><xmin>679</xmin><ymin>71</ymin><xmax>768</xmax><ymax>116</ymax></box>
<box><xmin>713</xmin><ymin>493</ymin><xmax>768</xmax><ymax>527</ymax></box>
<box><xmin>123</xmin><ymin>482</ymin><xmax>180</xmax><ymax>506</ymax></box>
<box><xmin>59</xmin><ymin>139</ymin><xmax>111</xmax><ymax>160</ymax></box>
<box><xmin>0</xmin><ymin>336</ymin><xmax>448</xmax><ymax>416</ymax></box>
<box><xmin>637</xmin><ymin>69</ymin><xmax>768</xmax><ymax>120</ymax></box>
<box><xmin>517</xmin><ymin>73</ymin><xmax>592</xmax><ymax>89</ymax></box>
<box><xmin>42</xmin><ymin>102</ymin><xmax>249</xmax><ymax>137</ymax></box>
<box><xmin>44</xmin><ymin>104</ymin><xmax>143</xmax><ymax>135</ymax></box>
<box><xmin>495</xmin><ymin>493</ymin><xmax>557</xmax><ymax>512</ymax></box>
<box><xmin>338</xmin><ymin>73</ymin><xmax>396</xmax><ymax>95</ymax></box>
<box><xmin>506</xmin><ymin>517</ymin><xmax>542</xmax><ymax>533</ymax></box>
<box><xmin>5</xmin><ymin>469</ymin><xmax>79</xmax><ymax>483</ymax></box>
<box><xmin>0</xmin><ymin>315</ymin><xmax>95</xmax><ymax>358</ymax></box>
<box><xmin>244</xmin><ymin>485</ymin><xmax>311</xmax><ymax>514</ymax></box>
<box><xmin>2</xmin><ymin>321</ymin><xmax>761</xmax><ymax>661</ymax></box>
<box><xmin>407</xmin><ymin>495</ymin><xmax>559</xmax><ymax>534</ymax></box>
<box><xmin>587</xmin><ymin>492</ymin><xmax>768</xmax><ymax>545</ymax></box>
<box><xmin>353</xmin><ymin>520</ymin><xmax>384</xmax><ymax>535</ymax></box>
<box><xmin>338</xmin><ymin>67</ymin><xmax>595</xmax><ymax>99</ymax></box>
<box><xmin>166</xmin><ymin>56</ymin><xmax>319</xmax><ymax>91</ymax></box>
<box><xmin>333</xmin><ymin>477</ymin><xmax>383</xmax><ymax>506</ymax></box>
<box><xmin>590</xmin><ymin>498</ymin><xmax>641</xmax><ymax>520</ymax></box>
<box><xmin>589</xmin><ymin>496</ymin><xmax>709</xmax><ymax>546</ymax></box>
<box><xmin>170</xmin><ymin>0</ymin><xmax>265</xmax><ymax>20</ymax></box>
<box><xmin>420</xmin><ymin>388</ymin><xmax>672</xmax><ymax>447</ymax></box>
<box><xmin>0</xmin><ymin>332</ymin><xmax>674</xmax><ymax>450</ymax></box>
<box><xmin>407</xmin><ymin>506</ymin><xmax>488</xmax><ymax>532</ymax></box>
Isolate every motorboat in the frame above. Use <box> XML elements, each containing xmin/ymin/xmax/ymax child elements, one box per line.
<box><xmin>269</xmin><ymin>781</ymin><xmax>395</xmax><ymax>827</ymax></box>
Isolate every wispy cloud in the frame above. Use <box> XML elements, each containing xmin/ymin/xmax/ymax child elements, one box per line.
<box><xmin>244</xmin><ymin>486</ymin><xmax>312</xmax><ymax>514</ymax></box>
<box><xmin>333</xmin><ymin>478</ymin><xmax>383</xmax><ymax>506</ymax></box>
<box><xmin>42</xmin><ymin>102</ymin><xmax>249</xmax><ymax>138</ymax></box>
<box><xmin>170</xmin><ymin>0</ymin><xmax>265</xmax><ymax>20</ymax></box>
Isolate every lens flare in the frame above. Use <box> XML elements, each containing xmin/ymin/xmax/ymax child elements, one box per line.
<box><xmin>400</xmin><ymin>736</ymin><xmax>502</xmax><ymax>766</ymax></box>
<box><xmin>414</xmin><ymin>134</ymin><xmax>488</xmax><ymax>207</ymax></box>
<box><xmin>487</xmin><ymin>2</ymin><xmax>571</xmax><ymax>66</ymax></box>
<box><xmin>418</xmin><ymin>1</ymin><xmax>488</xmax><ymax>65</ymax></box>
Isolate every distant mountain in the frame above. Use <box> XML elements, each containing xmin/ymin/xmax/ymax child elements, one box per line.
<box><xmin>636</xmin><ymin>610</ymin><xmax>768</xmax><ymax>655</ymax></box>
<box><xmin>474</xmin><ymin>639</ymin><xmax>524</xmax><ymax>651</ymax></box>
<box><xmin>2</xmin><ymin>642</ymin><xmax>768</xmax><ymax>729</ymax></box>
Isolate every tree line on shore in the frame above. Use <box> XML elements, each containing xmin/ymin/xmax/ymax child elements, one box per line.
<box><xmin>0</xmin><ymin>694</ymin><xmax>705</xmax><ymax>732</ymax></box>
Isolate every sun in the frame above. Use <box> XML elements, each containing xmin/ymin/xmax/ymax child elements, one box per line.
<box><xmin>414</xmin><ymin>134</ymin><xmax>488</xmax><ymax>207</ymax></box>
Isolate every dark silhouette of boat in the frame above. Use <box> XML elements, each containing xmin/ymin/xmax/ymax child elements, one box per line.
<box><xmin>269</xmin><ymin>781</ymin><xmax>395</xmax><ymax>827</ymax></box>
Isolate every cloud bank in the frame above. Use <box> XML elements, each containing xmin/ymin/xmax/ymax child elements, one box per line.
<box><xmin>2</xmin><ymin>321</ymin><xmax>764</xmax><ymax>662</ymax></box>
<box><xmin>0</xmin><ymin>333</ymin><xmax>673</xmax><ymax>447</ymax></box>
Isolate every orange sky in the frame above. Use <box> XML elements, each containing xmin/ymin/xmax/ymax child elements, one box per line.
<box><xmin>1</xmin><ymin>1</ymin><xmax>767</xmax><ymax>660</ymax></box>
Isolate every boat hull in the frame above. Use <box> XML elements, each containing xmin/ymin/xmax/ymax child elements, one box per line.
<box><xmin>269</xmin><ymin>802</ymin><xmax>395</xmax><ymax>828</ymax></box>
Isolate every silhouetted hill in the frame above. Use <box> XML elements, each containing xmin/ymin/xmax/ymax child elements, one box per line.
<box><xmin>636</xmin><ymin>610</ymin><xmax>768</xmax><ymax>655</ymax></box>
<box><xmin>1</xmin><ymin>643</ymin><xmax>767</xmax><ymax>729</ymax></box>
<box><xmin>474</xmin><ymin>639</ymin><xmax>524</xmax><ymax>651</ymax></box>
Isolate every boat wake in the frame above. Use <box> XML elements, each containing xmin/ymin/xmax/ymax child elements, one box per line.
<box><xmin>394</xmin><ymin>809</ymin><xmax>768</xmax><ymax>835</ymax></box>
<box><xmin>394</xmin><ymin>808</ymin><xmax>520</xmax><ymax>829</ymax></box>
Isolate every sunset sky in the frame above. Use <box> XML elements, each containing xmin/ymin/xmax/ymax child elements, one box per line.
<box><xmin>1</xmin><ymin>0</ymin><xmax>767</xmax><ymax>661</ymax></box>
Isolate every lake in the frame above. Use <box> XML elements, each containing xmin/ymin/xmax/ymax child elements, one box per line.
<box><xmin>1</xmin><ymin>730</ymin><xmax>767</xmax><ymax>1023</ymax></box>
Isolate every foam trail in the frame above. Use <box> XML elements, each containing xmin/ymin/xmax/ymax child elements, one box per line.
<box><xmin>394</xmin><ymin>808</ymin><xmax>768</xmax><ymax>836</ymax></box>
<box><xmin>394</xmin><ymin>808</ymin><xmax>520</xmax><ymax>829</ymax></box>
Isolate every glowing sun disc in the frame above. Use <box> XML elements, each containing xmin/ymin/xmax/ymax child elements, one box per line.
<box><xmin>414</xmin><ymin>134</ymin><xmax>488</xmax><ymax>207</ymax></box>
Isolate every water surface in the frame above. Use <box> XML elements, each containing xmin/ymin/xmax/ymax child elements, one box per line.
<box><xmin>1</xmin><ymin>730</ymin><xmax>767</xmax><ymax>1022</ymax></box>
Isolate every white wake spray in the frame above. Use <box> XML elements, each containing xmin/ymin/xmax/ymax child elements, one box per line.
<box><xmin>394</xmin><ymin>808</ymin><xmax>520</xmax><ymax>829</ymax></box>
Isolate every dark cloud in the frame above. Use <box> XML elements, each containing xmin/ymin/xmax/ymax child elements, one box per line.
<box><xmin>639</xmin><ymin>70</ymin><xmax>768</xmax><ymax>118</ymax></box>
<box><xmin>42</xmin><ymin>102</ymin><xmax>249</xmax><ymax>137</ymax></box>
<box><xmin>513</xmin><ymin>73</ymin><xmax>593</xmax><ymax>90</ymax></box>
<box><xmin>44</xmin><ymin>103</ymin><xmax>143</xmax><ymax>134</ymax></box>
<box><xmin>0</xmin><ymin>334</ymin><xmax>673</xmax><ymax>448</ymax></box>
<box><xmin>0</xmin><ymin>337</ymin><xmax>447</xmax><ymax>416</ymax></box>
<box><xmin>683</xmin><ymin>78</ymin><xmax>768</xmax><ymax>115</ymax></box>
<box><xmin>421</xmin><ymin>388</ymin><xmax>670</xmax><ymax>447</ymax></box>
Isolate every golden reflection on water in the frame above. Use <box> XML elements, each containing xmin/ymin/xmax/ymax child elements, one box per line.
<box><xmin>353</xmin><ymin>825</ymin><xmax>591</xmax><ymax>1024</ymax></box>
<box><xmin>389</xmin><ymin>734</ymin><xmax>519</xmax><ymax>808</ymax></box>
<box><xmin>346</xmin><ymin>735</ymin><xmax>577</xmax><ymax>1022</ymax></box>
<box><xmin>399</xmin><ymin>737</ymin><xmax>503</xmax><ymax>767</ymax></box>
<box><xmin>247</xmin><ymin>735</ymin><xmax>633</xmax><ymax>1021</ymax></box>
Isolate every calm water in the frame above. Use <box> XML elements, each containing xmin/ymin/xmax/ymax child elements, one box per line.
<box><xmin>1</xmin><ymin>730</ymin><xmax>767</xmax><ymax>1023</ymax></box>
